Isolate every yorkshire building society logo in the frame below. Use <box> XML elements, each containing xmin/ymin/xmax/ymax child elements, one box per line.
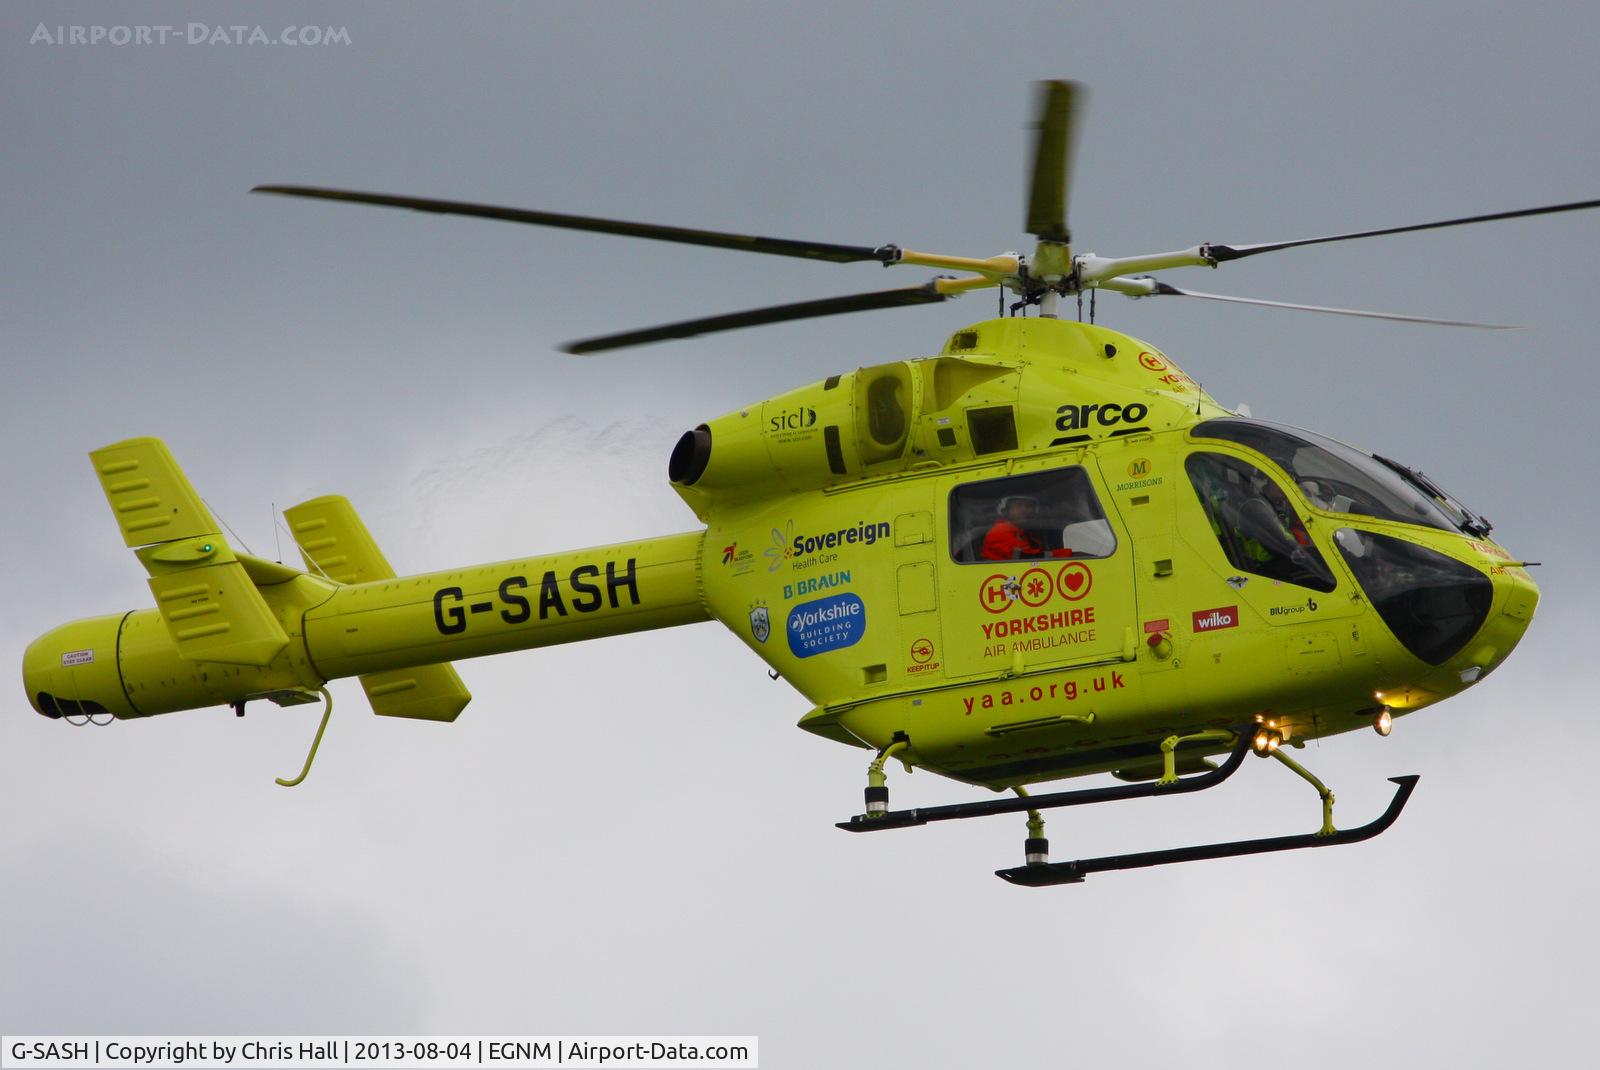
<box><xmin>749</xmin><ymin>603</ymin><xmax>771</xmax><ymax>643</ymax></box>
<box><xmin>786</xmin><ymin>593</ymin><xmax>866</xmax><ymax>659</ymax></box>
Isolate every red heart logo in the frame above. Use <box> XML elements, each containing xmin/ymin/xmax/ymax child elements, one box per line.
<box><xmin>1058</xmin><ymin>564</ymin><xmax>1092</xmax><ymax>601</ymax></box>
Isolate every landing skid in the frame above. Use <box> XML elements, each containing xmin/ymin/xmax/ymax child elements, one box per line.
<box><xmin>837</xmin><ymin>726</ymin><xmax>1419</xmax><ymax>885</ymax></box>
<box><xmin>837</xmin><ymin>729</ymin><xmax>1253</xmax><ymax>833</ymax></box>
<box><xmin>996</xmin><ymin>775</ymin><xmax>1419</xmax><ymax>886</ymax></box>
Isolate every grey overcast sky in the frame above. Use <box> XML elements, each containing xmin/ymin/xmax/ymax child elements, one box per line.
<box><xmin>3</xmin><ymin>2</ymin><xmax>1597</xmax><ymax>1065</ymax></box>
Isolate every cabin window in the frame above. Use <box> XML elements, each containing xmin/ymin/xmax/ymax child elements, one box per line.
<box><xmin>1186</xmin><ymin>451</ymin><xmax>1337</xmax><ymax>592</ymax></box>
<box><xmin>949</xmin><ymin>467</ymin><xmax>1115</xmax><ymax>564</ymax></box>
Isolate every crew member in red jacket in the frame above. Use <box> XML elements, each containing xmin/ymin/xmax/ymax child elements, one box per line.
<box><xmin>981</xmin><ymin>496</ymin><xmax>1070</xmax><ymax>560</ymax></box>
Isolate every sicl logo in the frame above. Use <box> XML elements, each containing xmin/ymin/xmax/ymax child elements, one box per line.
<box><xmin>1192</xmin><ymin>605</ymin><xmax>1239</xmax><ymax>632</ymax></box>
<box><xmin>768</xmin><ymin>406</ymin><xmax>817</xmax><ymax>432</ymax></box>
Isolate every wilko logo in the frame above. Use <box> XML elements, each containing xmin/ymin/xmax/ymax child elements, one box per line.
<box><xmin>1192</xmin><ymin>605</ymin><xmax>1239</xmax><ymax>632</ymax></box>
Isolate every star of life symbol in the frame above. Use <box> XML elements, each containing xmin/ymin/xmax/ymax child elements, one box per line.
<box><xmin>749</xmin><ymin>604</ymin><xmax>771</xmax><ymax>643</ymax></box>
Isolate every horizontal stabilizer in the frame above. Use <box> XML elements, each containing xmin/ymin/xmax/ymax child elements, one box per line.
<box><xmin>91</xmin><ymin>437</ymin><xmax>217</xmax><ymax>548</ymax></box>
<box><xmin>92</xmin><ymin>438</ymin><xmax>289</xmax><ymax>667</ymax></box>
<box><xmin>358</xmin><ymin>666</ymin><xmax>472</xmax><ymax>722</ymax></box>
<box><xmin>284</xmin><ymin>494</ymin><xmax>471</xmax><ymax>721</ymax></box>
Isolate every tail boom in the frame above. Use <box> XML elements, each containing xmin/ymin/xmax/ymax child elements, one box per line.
<box><xmin>25</xmin><ymin>532</ymin><xmax>708</xmax><ymax>720</ymax></box>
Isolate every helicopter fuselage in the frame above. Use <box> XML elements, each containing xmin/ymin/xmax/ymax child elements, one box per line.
<box><xmin>23</xmin><ymin>316</ymin><xmax>1536</xmax><ymax>796</ymax></box>
<box><xmin>678</xmin><ymin>316</ymin><xmax>1537</xmax><ymax>787</ymax></box>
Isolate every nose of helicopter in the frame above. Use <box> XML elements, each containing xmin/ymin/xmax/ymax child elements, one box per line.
<box><xmin>1463</xmin><ymin>558</ymin><xmax>1539</xmax><ymax>680</ymax></box>
<box><xmin>1333</xmin><ymin>528</ymin><xmax>1537</xmax><ymax>673</ymax></box>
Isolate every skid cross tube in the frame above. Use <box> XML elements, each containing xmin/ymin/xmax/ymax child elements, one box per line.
<box><xmin>996</xmin><ymin>774</ymin><xmax>1420</xmax><ymax>887</ymax></box>
<box><xmin>836</xmin><ymin>728</ymin><xmax>1251</xmax><ymax>833</ymax></box>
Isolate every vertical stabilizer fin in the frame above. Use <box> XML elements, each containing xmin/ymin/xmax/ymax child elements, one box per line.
<box><xmin>284</xmin><ymin>495</ymin><xmax>472</xmax><ymax>722</ymax></box>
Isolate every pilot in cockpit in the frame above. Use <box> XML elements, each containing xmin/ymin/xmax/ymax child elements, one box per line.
<box><xmin>981</xmin><ymin>495</ymin><xmax>1072</xmax><ymax>561</ymax></box>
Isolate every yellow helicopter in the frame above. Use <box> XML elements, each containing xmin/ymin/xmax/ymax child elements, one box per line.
<box><xmin>24</xmin><ymin>82</ymin><xmax>1577</xmax><ymax>885</ymax></box>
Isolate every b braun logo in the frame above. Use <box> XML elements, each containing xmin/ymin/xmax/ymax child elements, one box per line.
<box><xmin>1192</xmin><ymin>605</ymin><xmax>1239</xmax><ymax>632</ymax></box>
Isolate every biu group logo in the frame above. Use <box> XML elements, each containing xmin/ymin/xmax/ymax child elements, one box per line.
<box><xmin>787</xmin><ymin>593</ymin><xmax>866</xmax><ymax>658</ymax></box>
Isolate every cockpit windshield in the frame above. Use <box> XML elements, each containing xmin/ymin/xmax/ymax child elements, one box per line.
<box><xmin>1192</xmin><ymin>419</ymin><xmax>1481</xmax><ymax>535</ymax></box>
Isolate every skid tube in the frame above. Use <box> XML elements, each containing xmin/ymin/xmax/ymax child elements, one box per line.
<box><xmin>996</xmin><ymin>775</ymin><xmax>1420</xmax><ymax>887</ymax></box>
<box><xmin>836</xmin><ymin>727</ymin><xmax>1254</xmax><ymax>833</ymax></box>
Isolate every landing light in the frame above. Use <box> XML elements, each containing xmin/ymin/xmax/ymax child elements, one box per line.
<box><xmin>1374</xmin><ymin>707</ymin><xmax>1393</xmax><ymax>737</ymax></box>
<box><xmin>1252</xmin><ymin>730</ymin><xmax>1281</xmax><ymax>754</ymax></box>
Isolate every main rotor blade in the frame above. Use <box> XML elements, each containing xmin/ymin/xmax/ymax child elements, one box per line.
<box><xmin>562</xmin><ymin>283</ymin><xmax>951</xmax><ymax>354</ymax></box>
<box><xmin>252</xmin><ymin>185</ymin><xmax>896</xmax><ymax>264</ymax></box>
<box><xmin>1025</xmin><ymin>81</ymin><xmax>1085</xmax><ymax>244</ymax></box>
<box><xmin>1143</xmin><ymin>281</ymin><xmax>1522</xmax><ymax>329</ymax></box>
<box><xmin>1208</xmin><ymin>198</ymin><xmax>1600</xmax><ymax>262</ymax></box>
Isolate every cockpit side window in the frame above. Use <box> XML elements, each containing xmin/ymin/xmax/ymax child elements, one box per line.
<box><xmin>1186</xmin><ymin>452</ymin><xmax>1337</xmax><ymax>592</ymax></box>
<box><xmin>949</xmin><ymin>467</ymin><xmax>1115</xmax><ymax>564</ymax></box>
<box><xmin>1193</xmin><ymin>419</ymin><xmax>1461</xmax><ymax>533</ymax></box>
